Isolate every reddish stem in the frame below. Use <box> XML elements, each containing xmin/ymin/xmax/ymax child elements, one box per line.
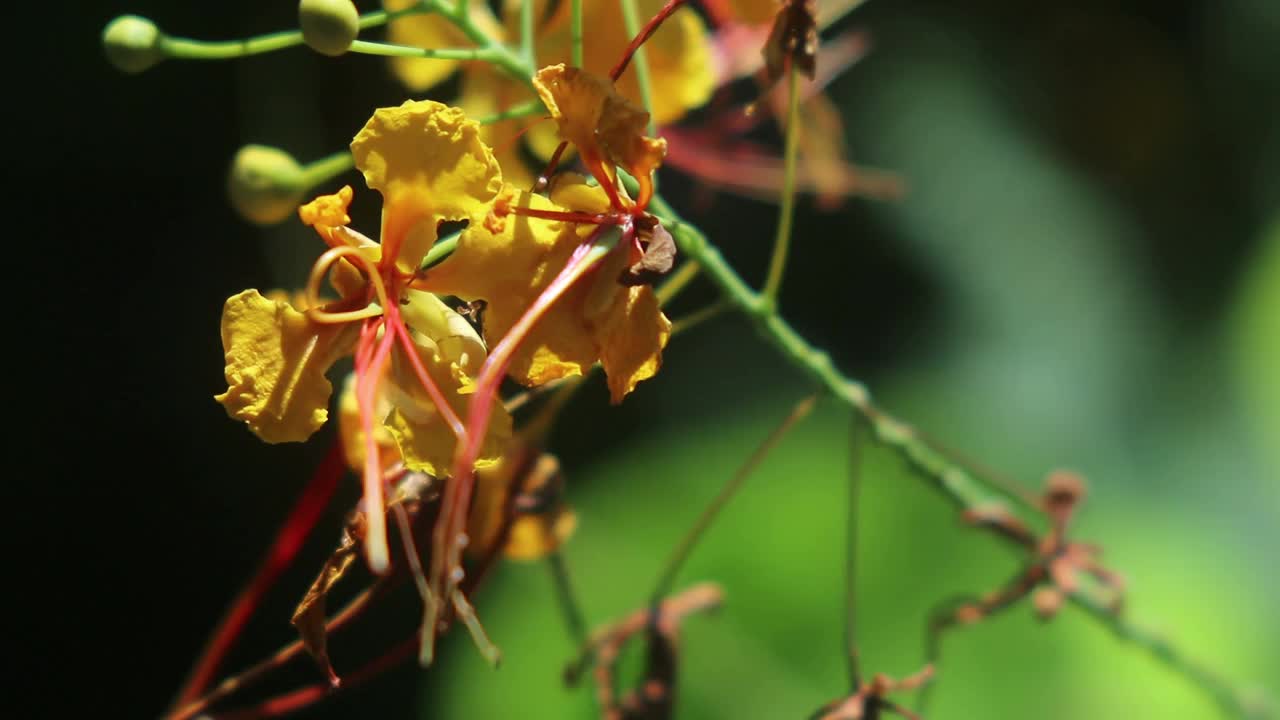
<box><xmin>168</xmin><ymin>442</ymin><xmax>346</xmax><ymax>711</ymax></box>
<box><xmin>610</xmin><ymin>0</ymin><xmax>687</xmax><ymax>81</ymax></box>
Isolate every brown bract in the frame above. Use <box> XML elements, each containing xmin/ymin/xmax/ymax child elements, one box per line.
<box><xmin>763</xmin><ymin>0</ymin><xmax>818</xmax><ymax>87</ymax></box>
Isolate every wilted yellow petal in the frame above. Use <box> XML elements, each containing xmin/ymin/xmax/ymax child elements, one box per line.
<box><xmin>216</xmin><ymin>290</ymin><xmax>357</xmax><ymax>443</ymax></box>
<box><xmin>534</xmin><ymin>64</ymin><xmax>667</xmax><ymax>182</ymax></box>
<box><xmin>351</xmin><ymin>100</ymin><xmax>502</xmax><ymax>273</ymax></box>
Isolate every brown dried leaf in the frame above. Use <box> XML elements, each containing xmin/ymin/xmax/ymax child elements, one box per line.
<box><xmin>290</xmin><ymin>472</ymin><xmax>436</xmax><ymax>684</ymax></box>
<box><xmin>762</xmin><ymin>0</ymin><xmax>818</xmax><ymax>88</ymax></box>
<box><xmin>619</xmin><ymin>223</ymin><xmax>678</xmax><ymax>287</ymax></box>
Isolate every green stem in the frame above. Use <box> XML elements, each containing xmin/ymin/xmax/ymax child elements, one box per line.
<box><xmin>157</xmin><ymin>8</ymin><xmax>417</xmax><ymax>60</ymax></box>
<box><xmin>1072</xmin><ymin>594</ymin><xmax>1268</xmax><ymax>719</ymax></box>
<box><xmin>618</xmin><ymin>0</ymin><xmax>657</xmax><ymax>136</ymax></box>
<box><xmin>762</xmin><ymin>65</ymin><xmax>801</xmax><ymax>305</ymax></box>
<box><xmin>571</xmin><ymin>0</ymin><xmax>584</xmax><ymax>67</ymax></box>
<box><xmin>520</xmin><ymin>0</ymin><xmax>537</xmax><ymax>68</ymax></box>
<box><xmin>648</xmin><ymin>395</ymin><xmax>817</xmax><ymax>605</ymax></box>
<box><xmin>651</xmin><ymin>196</ymin><xmax>1262</xmax><ymax>719</ymax></box>
<box><xmin>300</xmin><ymin>151</ymin><xmax>355</xmax><ymax>188</ymax></box>
<box><xmin>845</xmin><ymin>416</ymin><xmax>863</xmax><ymax>691</ymax></box>
<box><xmin>349</xmin><ymin>40</ymin><xmax>497</xmax><ymax>61</ymax></box>
<box><xmin>427</xmin><ymin>0</ymin><xmax>534</xmax><ymax>89</ymax></box>
<box><xmin>547</xmin><ymin>551</ymin><xmax>589</xmax><ymax>645</ymax></box>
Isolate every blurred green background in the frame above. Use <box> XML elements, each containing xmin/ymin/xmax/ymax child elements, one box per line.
<box><xmin>24</xmin><ymin>0</ymin><xmax>1278</xmax><ymax>717</ymax></box>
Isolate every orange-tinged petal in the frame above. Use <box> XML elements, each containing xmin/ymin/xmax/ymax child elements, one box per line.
<box><xmin>533</xmin><ymin>64</ymin><xmax>667</xmax><ymax>181</ymax></box>
<box><xmin>216</xmin><ymin>289</ymin><xmax>357</xmax><ymax>443</ymax></box>
<box><xmin>351</xmin><ymin>100</ymin><xmax>503</xmax><ymax>274</ymax></box>
<box><xmin>592</xmin><ymin>271</ymin><xmax>671</xmax><ymax>403</ymax></box>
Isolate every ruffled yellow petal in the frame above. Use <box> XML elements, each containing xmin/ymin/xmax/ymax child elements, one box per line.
<box><xmin>533</xmin><ymin>64</ymin><xmax>667</xmax><ymax>181</ymax></box>
<box><xmin>420</xmin><ymin>182</ymin><xmax>669</xmax><ymax>400</ymax></box>
<box><xmin>351</xmin><ymin>100</ymin><xmax>503</xmax><ymax>274</ymax></box>
<box><xmin>215</xmin><ymin>290</ymin><xmax>357</xmax><ymax>443</ymax></box>
<box><xmin>383</xmin><ymin>297</ymin><xmax>511</xmax><ymax>475</ymax></box>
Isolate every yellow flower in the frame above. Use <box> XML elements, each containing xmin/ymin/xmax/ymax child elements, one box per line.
<box><xmin>420</xmin><ymin>178</ymin><xmax>670</xmax><ymax>403</ymax></box>
<box><xmin>216</xmin><ymin>100</ymin><xmax>512</xmax><ymax>572</ymax></box>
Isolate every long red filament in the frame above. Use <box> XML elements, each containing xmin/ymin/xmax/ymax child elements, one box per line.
<box><xmin>610</xmin><ymin>0</ymin><xmax>688</xmax><ymax>81</ymax></box>
<box><xmin>434</xmin><ymin>228</ymin><xmax>620</xmax><ymax>603</ymax></box>
<box><xmin>356</xmin><ymin>317</ymin><xmax>397</xmax><ymax>573</ymax></box>
<box><xmin>388</xmin><ymin>308</ymin><xmax>467</xmax><ymax>439</ymax></box>
<box><xmin>169</xmin><ymin>443</ymin><xmax>346</xmax><ymax>710</ymax></box>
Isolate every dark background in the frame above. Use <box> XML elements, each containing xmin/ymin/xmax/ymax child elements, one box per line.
<box><xmin>14</xmin><ymin>1</ymin><xmax>1277</xmax><ymax>717</ymax></box>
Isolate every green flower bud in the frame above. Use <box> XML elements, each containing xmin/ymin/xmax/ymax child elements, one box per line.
<box><xmin>102</xmin><ymin>15</ymin><xmax>164</xmax><ymax>74</ymax></box>
<box><xmin>298</xmin><ymin>0</ymin><xmax>360</xmax><ymax>57</ymax></box>
<box><xmin>227</xmin><ymin>145</ymin><xmax>308</xmax><ymax>226</ymax></box>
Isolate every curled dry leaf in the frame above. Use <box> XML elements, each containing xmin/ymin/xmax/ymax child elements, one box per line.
<box><xmin>620</xmin><ymin>222</ymin><xmax>678</xmax><ymax>287</ymax></box>
<box><xmin>762</xmin><ymin>0</ymin><xmax>818</xmax><ymax>88</ymax></box>
<box><xmin>291</xmin><ymin>472</ymin><xmax>436</xmax><ymax>684</ymax></box>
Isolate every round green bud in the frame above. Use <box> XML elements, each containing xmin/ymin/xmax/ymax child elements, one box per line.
<box><xmin>227</xmin><ymin>145</ymin><xmax>308</xmax><ymax>226</ymax></box>
<box><xmin>298</xmin><ymin>0</ymin><xmax>360</xmax><ymax>57</ymax></box>
<box><xmin>102</xmin><ymin>15</ymin><xmax>165</xmax><ymax>74</ymax></box>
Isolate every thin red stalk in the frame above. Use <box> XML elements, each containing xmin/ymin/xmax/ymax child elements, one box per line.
<box><xmin>437</xmin><ymin>230</ymin><xmax>619</xmax><ymax>601</ymax></box>
<box><xmin>610</xmin><ymin>0</ymin><xmax>687</xmax><ymax>81</ymax></box>
<box><xmin>389</xmin><ymin>310</ymin><xmax>466</xmax><ymax>438</ymax></box>
<box><xmin>357</xmin><ymin>320</ymin><xmax>398</xmax><ymax>574</ymax></box>
<box><xmin>533</xmin><ymin>141</ymin><xmax>570</xmax><ymax>193</ymax></box>
<box><xmin>169</xmin><ymin>442</ymin><xmax>346</xmax><ymax>711</ymax></box>
<box><xmin>167</xmin><ymin>558</ymin><xmax>390</xmax><ymax>720</ymax></box>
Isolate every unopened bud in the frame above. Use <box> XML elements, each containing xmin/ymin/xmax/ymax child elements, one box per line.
<box><xmin>299</xmin><ymin>0</ymin><xmax>360</xmax><ymax>57</ymax></box>
<box><xmin>227</xmin><ymin>145</ymin><xmax>307</xmax><ymax>225</ymax></box>
<box><xmin>102</xmin><ymin>15</ymin><xmax>164</xmax><ymax>74</ymax></box>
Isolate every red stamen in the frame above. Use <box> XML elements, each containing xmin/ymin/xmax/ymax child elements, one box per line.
<box><xmin>168</xmin><ymin>442</ymin><xmax>346</xmax><ymax>711</ymax></box>
<box><xmin>610</xmin><ymin>0</ymin><xmax>688</xmax><ymax>81</ymax></box>
<box><xmin>356</xmin><ymin>317</ymin><xmax>397</xmax><ymax>573</ymax></box>
<box><xmin>435</xmin><ymin>226</ymin><xmax>623</xmax><ymax>605</ymax></box>
<box><xmin>533</xmin><ymin>141</ymin><xmax>570</xmax><ymax>193</ymax></box>
<box><xmin>387</xmin><ymin>306</ymin><xmax>467</xmax><ymax>439</ymax></box>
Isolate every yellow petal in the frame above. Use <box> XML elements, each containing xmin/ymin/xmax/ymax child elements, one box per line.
<box><xmin>215</xmin><ymin>290</ymin><xmax>357</xmax><ymax>443</ymax></box>
<box><xmin>351</xmin><ymin>100</ymin><xmax>503</xmax><ymax>273</ymax></box>
<box><xmin>421</xmin><ymin>183</ymin><xmax>669</xmax><ymax>399</ymax></box>
<box><xmin>399</xmin><ymin>289</ymin><xmax>487</xmax><ymax>377</ymax></box>
<box><xmin>382</xmin><ymin>309</ymin><xmax>511</xmax><ymax>476</ymax></box>
<box><xmin>336</xmin><ymin>373</ymin><xmax>400</xmax><ymax>472</ymax></box>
